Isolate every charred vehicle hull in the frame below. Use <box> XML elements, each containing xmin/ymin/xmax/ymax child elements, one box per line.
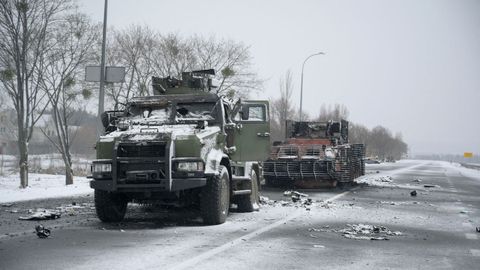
<box><xmin>263</xmin><ymin>121</ymin><xmax>365</xmax><ymax>188</ymax></box>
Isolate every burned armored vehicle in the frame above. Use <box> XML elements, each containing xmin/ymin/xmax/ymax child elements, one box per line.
<box><xmin>90</xmin><ymin>70</ymin><xmax>270</xmax><ymax>225</ymax></box>
<box><xmin>263</xmin><ymin>120</ymin><xmax>365</xmax><ymax>188</ymax></box>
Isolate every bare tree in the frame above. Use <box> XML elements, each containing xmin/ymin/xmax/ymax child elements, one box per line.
<box><xmin>271</xmin><ymin>70</ymin><xmax>296</xmax><ymax>141</ymax></box>
<box><xmin>101</xmin><ymin>30</ymin><xmax>262</xmax><ymax>110</ymax></box>
<box><xmin>317</xmin><ymin>103</ymin><xmax>349</xmax><ymax>121</ymax></box>
<box><xmin>104</xmin><ymin>25</ymin><xmax>156</xmax><ymax>110</ymax></box>
<box><xmin>0</xmin><ymin>0</ymin><xmax>72</xmax><ymax>187</ymax></box>
<box><xmin>39</xmin><ymin>12</ymin><xmax>98</xmax><ymax>185</ymax></box>
<box><xmin>148</xmin><ymin>32</ymin><xmax>196</xmax><ymax>79</ymax></box>
<box><xmin>192</xmin><ymin>35</ymin><xmax>262</xmax><ymax>99</ymax></box>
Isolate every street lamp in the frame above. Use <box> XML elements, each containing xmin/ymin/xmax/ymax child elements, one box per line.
<box><xmin>299</xmin><ymin>52</ymin><xmax>325</xmax><ymax>122</ymax></box>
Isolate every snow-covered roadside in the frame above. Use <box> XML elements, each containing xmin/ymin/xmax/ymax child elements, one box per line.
<box><xmin>0</xmin><ymin>173</ymin><xmax>92</xmax><ymax>203</ymax></box>
<box><xmin>442</xmin><ymin>161</ymin><xmax>480</xmax><ymax>181</ymax></box>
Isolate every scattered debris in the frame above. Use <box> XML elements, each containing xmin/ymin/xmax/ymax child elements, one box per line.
<box><xmin>378</xmin><ymin>201</ymin><xmax>400</xmax><ymax>206</ymax></box>
<box><xmin>410</xmin><ymin>190</ymin><xmax>417</xmax><ymax>197</ymax></box>
<box><xmin>35</xmin><ymin>225</ymin><xmax>51</xmax><ymax>238</ymax></box>
<box><xmin>260</xmin><ymin>192</ymin><xmax>314</xmax><ymax>209</ymax></box>
<box><xmin>380</xmin><ymin>176</ymin><xmax>393</xmax><ymax>182</ymax></box>
<box><xmin>283</xmin><ymin>190</ymin><xmax>309</xmax><ymax>197</ymax></box>
<box><xmin>309</xmin><ymin>224</ymin><xmax>402</xmax><ymax>241</ymax></box>
<box><xmin>357</xmin><ymin>175</ymin><xmax>394</xmax><ymax>186</ymax></box>
<box><xmin>412</xmin><ymin>178</ymin><xmax>422</xmax><ymax>183</ymax></box>
<box><xmin>19</xmin><ymin>210</ymin><xmax>61</xmax><ymax>220</ymax></box>
<box><xmin>259</xmin><ymin>196</ymin><xmax>276</xmax><ymax>206</ymax></box>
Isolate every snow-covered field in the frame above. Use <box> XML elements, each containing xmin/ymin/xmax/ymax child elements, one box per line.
<box><xmin>0</xmin><ymin>173</ymin><xmax>92</xmax><ymax>203</ymax></box>
<box><xmin>0</xmin><ymin>154</ymin><xmax>92</xmax><ymax>176</ymax></box>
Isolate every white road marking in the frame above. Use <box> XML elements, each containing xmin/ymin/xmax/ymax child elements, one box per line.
<box><xmin>164</xmin><ymin>189</ymin><xmax>353</xmax><ymax>270</ymax></box>
<box><xmin>465</xmin><ymin>233</ymin><xmax>478</xmax><ymax>240</ymax></box>
<box><xmin>470</xmin><ymin>249</ymin><xmax>480</xmax><ymax>256</ymax></box>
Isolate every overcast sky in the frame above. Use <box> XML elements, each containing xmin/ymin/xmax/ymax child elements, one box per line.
<box><xmin>80</xmin><ymin>0</ymin><xmax>480</xmax><ymax>155</ymax></box>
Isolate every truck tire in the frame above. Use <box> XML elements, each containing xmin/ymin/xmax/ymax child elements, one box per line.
<box><xmin>94</xmin><ymin>190</ymin><xmax>128</xmax><ymax>222</ymax></box>
<box><xmin>201</xmin><ymin>165</ymin><xmax>230</xmax><ymax>225</ymax></box>
<box><xmin>237</xmin><ymin>170</ymin><xmax>260</xmax><ymax>212</ymax></box>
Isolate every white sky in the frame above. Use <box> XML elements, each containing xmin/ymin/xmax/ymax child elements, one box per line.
<box><xmin>79</xmin><ymin>0</ymin><xmax>480</xmax><ymax>155</ymax></box>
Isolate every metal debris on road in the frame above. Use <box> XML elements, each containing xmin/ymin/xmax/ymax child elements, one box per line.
<box><xmin>309</xmin><ymin>224</ymin><xmax>402</xmax><ymax>241</ymax></box>
<box><xmin>19</xmin><ymin>210</ymin><xmax>61</xmax><ymax>221</ymax></box>
<box><xmin>260</xmin><ymin>194</ymin><xmax>314</xmax><ymax>209</ymax></box>
<box><xmin>283</xmin><ymin>190</ymin><xmax>309</xmax><ymax>197</ymax></box>
<box><xmin>35</xmin><ymin>225</ymin><xmax>51</xmax><ymax>238</ymax></box>
<box><xmin>410</xmin><ymin>190</ymin><xmax>417</xmax><ymax>197</ymax></box>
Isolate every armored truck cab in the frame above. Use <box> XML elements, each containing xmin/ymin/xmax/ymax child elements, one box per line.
<box><xmin>90</xmin><ymin>70</ymin><xmax>270</xmax><ymax>225</ymax></box>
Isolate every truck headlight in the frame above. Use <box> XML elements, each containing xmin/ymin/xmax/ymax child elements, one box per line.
<box><xmin>176</xmin><ymin>161</ymin><xmax>204</xmax><ymax>172</ymax></box>
<box><xmin>92</xmin><ymin>163</ymin><xmax>112</xmax><ymax>173</ymax></box>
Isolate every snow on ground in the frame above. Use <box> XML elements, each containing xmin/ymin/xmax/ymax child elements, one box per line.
<box><xmin>358</xmin><ymin>160</ymin><xmax>480</xmax><ymax>188</ymax></box>
<box><xmin>0</xmin><ymin>173</ymin><xmax>92</xmax><ymax>203</ymax></box>
<box><xmin>441</xmin><ymin>161</ymin><xmax>480</xmax><ymax>180</ymax></box>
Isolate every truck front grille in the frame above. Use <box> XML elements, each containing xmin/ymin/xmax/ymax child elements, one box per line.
<box><xmin>117</xmin><ymin>143</ymin><xmax>166</xmax><ymax>158</ymax></box>
<box><xmin>115</xmin><ymin>142</ymin><xmax>169</xmax><ymax>183</ymax></box>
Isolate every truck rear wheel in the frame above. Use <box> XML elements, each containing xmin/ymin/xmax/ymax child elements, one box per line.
<box><xmin>237</xmin><ymin>170</ymin><xmax>260</xmax><ymax>212</ymax></box>
<box><xmin>201</xmin><ymin>165</ymin><xmax>230</xmax><ymax>225</ymax></box>
<box><xmin>94</xmin><ymin>190</ymin><xmax>128</xmax><ymax>222</ymax></box>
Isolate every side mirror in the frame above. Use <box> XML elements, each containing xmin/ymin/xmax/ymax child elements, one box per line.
<box><xmin>101</xmin><ymin>112</ymin><xmax>110</xmax><ymax>129</ymax></box>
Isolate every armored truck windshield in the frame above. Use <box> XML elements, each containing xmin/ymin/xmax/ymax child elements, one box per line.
<box><xmin>175</xmin><ymin>102</ymin><xmax>217</xmax><ymax>123</ymax></box>
<box><xmin>118</xmin><ymin>98</ymin><xmax>220</xmax><ymax>126</ymax></box>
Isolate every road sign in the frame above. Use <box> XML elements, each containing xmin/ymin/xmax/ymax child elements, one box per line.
<box><xmin>85</xmin><ymin>66</ymin><xmax>125</xmax><ymax>83</ymax></box>
<box><xmin>464</xmin><ymin>152</ymin><xmax>473</xmax><ymax>158</ymax></box>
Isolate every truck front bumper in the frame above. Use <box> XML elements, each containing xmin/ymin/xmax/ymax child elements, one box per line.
<box><xmin>90</xmin><ymin>177</ymin><xmax>207</xmax><ymax>192</ymax></box>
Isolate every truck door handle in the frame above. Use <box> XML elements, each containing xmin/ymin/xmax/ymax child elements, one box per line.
<box><xmin>257</xmin><ymin>132</ymin><xmax>270</xmax><ymax>137</ymax></box>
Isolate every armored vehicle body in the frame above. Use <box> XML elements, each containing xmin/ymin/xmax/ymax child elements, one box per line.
<box><xmin>263</xmin><ymin>120</ymin><xmax>365</xmax><ymax>188</ymax></box>
<box><xmin>90</xmin><ymin>70</ymin><xmax>270</xmax><ymax>225</ymax></box>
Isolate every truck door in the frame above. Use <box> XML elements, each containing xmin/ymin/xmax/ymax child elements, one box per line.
<box><xmin>230</xmin><ymin>101</ymin><xmax>270</xmax><ymax>162</ymax></box>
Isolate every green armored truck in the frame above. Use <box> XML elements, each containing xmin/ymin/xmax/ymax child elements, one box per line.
<box><xmin>90</xmin><ymin>69</ymin><xmax>270</xmax><ymax>225</ymax></box>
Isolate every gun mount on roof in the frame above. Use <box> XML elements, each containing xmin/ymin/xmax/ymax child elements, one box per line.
<box><xmin>152</xmin><ymin>69</ymin><xmax>217</xmax><ymax>95</ymax></box>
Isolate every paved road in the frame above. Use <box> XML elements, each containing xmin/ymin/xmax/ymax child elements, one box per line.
<box><xmin>0</xmin><ymin>160</ymin><xmax>479</xmax><ymax>270</ymax></box>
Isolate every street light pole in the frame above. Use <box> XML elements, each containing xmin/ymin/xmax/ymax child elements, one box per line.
<box><xmin>299</xmin><ymin>52</ymin><xmax>325</xmax><ymax>122</ymax></box>
<box><xmin>96</xmin><ymin>0</ymin><xmax>108</xmax><ymax>139</ymax></box>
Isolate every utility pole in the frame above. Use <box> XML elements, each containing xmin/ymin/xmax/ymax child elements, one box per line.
<box><xmin>96</xmin><ymin>0</ymin><xmax>108</xmax><ymax>139</ymax></box>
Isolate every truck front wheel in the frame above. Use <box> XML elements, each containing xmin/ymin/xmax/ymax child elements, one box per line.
<box><xmin>201</xmin><ymin>165</ymin><xmax>230</xmax><ymax>225</ymax></box>
<box><xmin>94</xmin><ymin>189</ymin><xmax>128</xmax><ymax>222</ymax></box>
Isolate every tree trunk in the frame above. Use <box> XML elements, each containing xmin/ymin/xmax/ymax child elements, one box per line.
<box><xmin>65</xmin><ymin>165</ymin><xmax>73</xmax><ymax>185</ymax></box>
<box><xmin>18</xmin><ymin>139</ymin><xmax>29</xmax><ymax>188</ymax></box>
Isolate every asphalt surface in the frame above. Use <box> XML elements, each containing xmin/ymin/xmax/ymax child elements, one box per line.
<box><xmin>0</xmin><ymin>160</ymin><xmax>479</xmax><ymax>270</ymax></box>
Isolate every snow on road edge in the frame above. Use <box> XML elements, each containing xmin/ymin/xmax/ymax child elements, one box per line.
<box><xmin>0</xmin><ymin>173</ymin><xmax>92</xmax><ymax>203</ymax></box>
